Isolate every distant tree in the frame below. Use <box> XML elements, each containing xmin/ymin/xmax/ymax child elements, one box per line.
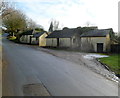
<box><xmin>53</xmin><ymin>20</ymin><xmax>59</xmax><ymax>31</ymax></box>
<box><xmin>48</xmin><ymin>19</ymin><xmax>59</xmax><ymax>32</ymax></box>
<box><xmin>26</xmin><ymin>18</ymin><xmax>43</xmax><ymax>30</ymax></box>
<box><xmin>48</xmin><ymin>22</ymin><xmax>53</xmax><ymax>32</ymax></box>
<box><xmin>26</xmin><ymin>18</ymin><xmax>36</xmax><ymax>29</ymax></box>
<box><xmin>35</xmin><ymin>28</ymin><xmax>44</xmax><ymax>32</ymax></box>
<box><xmin>63</xmin><ymin>27</ymin><xmax>69</xmax><ymax>30</ymax></box>
<box><xmin>118</xmin><ymin>37</ymin><xmax>120</xmax><ymax>43</ymax></box>
<box><xmin>113</xmin><ymin>35</ymin><xmax>120</xmax><ymax>44</ymax></box>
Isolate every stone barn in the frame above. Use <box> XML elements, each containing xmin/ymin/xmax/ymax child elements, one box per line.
<box><xmin>20</xmin><ymin>30</ymin><xmax>35</xmax><ymax>44</ymax></box>
<box><xmin>80</xmin><ymin>29</ymin><xmax>113</xmax><ymax>52</ymax></box>
<box><xmin>46</xmin><ymin>28</ymin><xmax>81</xmax><ymax>48</ymax></box>
<box><xmin>31</xmin><ymin>32</ymin><xmax>48</xmax><ymax>46</ymax></box>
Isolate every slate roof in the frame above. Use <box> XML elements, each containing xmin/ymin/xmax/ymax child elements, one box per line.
<box><xmin>22</xmin><ymin>30</ymin><xmax>34</xmax><ymax>35</ymax></box>
<box><xmin>33</xmin><ymin>32</ymin><xmax>45</xmax><ymax>37</ymax></box>
<box><xmin>80</xmin><ymin>29</ymin><xmax>111</xmax><ymax>37</ymax></box>
<box><xmin>46</xmin><ymin>28</ymin><xmax>81</xmax><ymax>38</ymax></box>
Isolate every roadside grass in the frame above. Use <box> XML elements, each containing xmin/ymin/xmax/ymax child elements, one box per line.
<box><xmin>99</xmin><ymin>54</ymin><xmax>120</xmax><ymax>75</ymax></box>
<box><xmin>8</xmin><ymin>36</ymin><xmax>16</xmax><ymax>40</ymax></box>
<box><xmin>8</xmin><ymin>36</ymin><xmax>21</xmax><ymax>43</ymax></box>
<box><xmin>96</xmin><ymin>53</ymin><xmax>109</xmax><ymax>55</ymax></box>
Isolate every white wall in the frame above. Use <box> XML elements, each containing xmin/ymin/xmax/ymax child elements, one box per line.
<box><xmin>81</xmin><ymin>37</ymin><xmax>107</xmax><ymax>52</ymax></box>
<box><xmin>59</xmin><ymin>38</ymin><xmax>71</xmax><ymax>47</ymax></box>
<box><xmin>39</xmin><ymin>33</ymin><xmax>48</xmax><ymax>46</ymax></box>
<box><xmin>46</xmin><ymin>38</ymin><xmax>57</xmax><ymax>47</ymax></box>
<box><xmin>20</xmin><ymin>35</ymin><xmax>33</xmax><ymax>44</ymax></box>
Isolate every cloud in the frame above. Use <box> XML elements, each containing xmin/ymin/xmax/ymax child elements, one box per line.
<box><xmin>9</xmin><ymin>0</ymin><xmax>119</xmax><ymax>32</ymax></box>
<box><xmin>80</xmin><ymin>0</ymin><xmax>118</xmax><ymax>31</ymax></box>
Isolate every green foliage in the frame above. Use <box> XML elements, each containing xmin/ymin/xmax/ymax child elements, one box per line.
<box><xmin>116</xmin><ymin>36</ymin><xmax>120</xmax><ymax>44</ymax></box>
<box><xmin>99</xmin><ymin>54</ymin><xmax>120</xmax><ymax>75</ymax></box>
<box><xmin>8</xmin><ymin>36</ymin><xmax>16</xmax><ymax>40</ymax></box>
<box><xmin>3</xmin><ymin>10</ymin><xmax>27</xmax><ymax>35</ymax></box>
<box><xmin>35</xmin><ymin>28</ymin><xmax>44</xmax><ymax>32</ymax></box>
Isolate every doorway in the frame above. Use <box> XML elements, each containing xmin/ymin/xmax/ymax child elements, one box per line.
<box><xmin>97</xmin><ymin>43</ymin><xmax>103</xmax><ymax>53</ymax></box>
<box><xmin>57</xmin><ymin>38</ymin><xmax>59</xmax><ymax>47</ymax></box>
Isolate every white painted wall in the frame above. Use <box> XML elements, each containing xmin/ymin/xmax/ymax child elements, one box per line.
<box><xmin>46</xmin><ymin>38</ymin><xmax>57</xmax><ymax>47</ymax></box>
<box><xmin>20</xmin><ymin>35</ymin><xmax>33</xmax><ymax>44</ymax></box>
<box><xmin>59</xmin><ymin>38</ymin><xmax>71</xmax><ymax>47</ymax></box>
<box><xmin>39</xmin><ymin>33</ymin><xmax>48</xmax><ymax>46</ymax></box>
<box><xmin>81</xmin><ymin>36</ymin><xmax>109</xmax><ymax>52</ymax></box>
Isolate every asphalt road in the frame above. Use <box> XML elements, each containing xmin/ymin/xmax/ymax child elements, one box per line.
<box><xmin>2</xmin><ymin>38</ymin><xmax>118</xmax><ymax>96</ymax></box>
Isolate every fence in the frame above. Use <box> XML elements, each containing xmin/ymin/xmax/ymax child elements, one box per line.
<box><xmin>111</xmin><ymin>44</ymin><xmax>120</xmax><ymax>53</ymax></box>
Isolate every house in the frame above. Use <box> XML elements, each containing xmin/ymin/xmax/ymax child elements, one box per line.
<box><xmin>46</xmin><ymin>28</ymin><xmax>82</xmax><ymax>48</ymax></box>
<box><xmin>80</xmin><ymin>29</ymin><xmax>113</xmax><ymax>52</ymax></box>
<box><xmin>31</xmin><ymin>32</ymin><xmax>48</xmax><ymax>46</ymax></box>
<box><xmin>20</xmin><ymin>30</ymin><xmax>48</xmax><ymax>46</ymax></box>
<box><xmin>20</xmin><ymin>30</ymin><xmax>35</xmax><ymax>44</ymax></box>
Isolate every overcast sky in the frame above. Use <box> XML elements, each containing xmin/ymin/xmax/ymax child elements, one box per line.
<box><xmin>9</xmin><ymin>0</ymin><xmax>119</xmax><ymax>32</ymax></box>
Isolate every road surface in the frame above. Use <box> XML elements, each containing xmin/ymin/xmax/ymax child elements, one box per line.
<box><xmin>2</xmin><ymin>38</ymin><xmax>118</xmax><ymax>96</ymax></box>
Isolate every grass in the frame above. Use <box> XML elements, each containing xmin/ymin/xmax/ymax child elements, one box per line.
<box><xmin>99</xmin><ymin>54</ymin><xmax>120</xmax><ymax>75</ymax></box>
<box><xmin>8</xmin><ymin>36</ymin><xmax>16</xmax><ymax>40</ymax></box>
<box><xmin>96</xmin><ymin>53</ymin><xmax>109</xmax><ymax>55</ymax></box>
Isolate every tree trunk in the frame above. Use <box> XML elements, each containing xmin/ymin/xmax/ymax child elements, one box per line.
<box><xmin>12</xmin><ymin>32</ymin><xmax>14</xmax><ymax>37</ymax></box>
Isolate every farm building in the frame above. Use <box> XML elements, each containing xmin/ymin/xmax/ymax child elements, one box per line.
<box><xmin>32</xmin><ymin>32</ymin><xmax>48</xmax><ymax>46</ymax></box>
<box><xmin>20</xmin><ymin>30</ymin><xmax>35</xmax><ymax>44</ymax></box>
<box><xmin>46</xmin><ymin>28</ymin><xmax>82</xmax><ymax>48</ymax></box>
<box><xmin>80</xmin><ymin>29</ymin><xmax>113</xmax><ymax>52</ymax></box>
<box><xmin>20</xmin><ymin>30</ymin><xmax>48</xmax><ymax>46</ymax></box>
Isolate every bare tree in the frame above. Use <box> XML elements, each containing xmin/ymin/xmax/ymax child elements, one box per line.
<box><xmin>53</xmin><ymin>20</ymin><xmax>59</xmax><ymax>31</ymax></box>
<box><xmin>48</xmin><ymin>19</ymin><xmax>59</xmax><ymax>32</ymax></box>
<box><xmin>26</xmin><ymin>18</ymin><xmax>36</xmax><ymax>29</ymax></box>
<box><xmin>0</xmin><ymin>1</ymin><xmax>16</xmax><ymax>18</ymax></box>
<box><xmin>26</xmin><ymin>18</ymin><xmax>43</xmax><ymax>30</ymax></box>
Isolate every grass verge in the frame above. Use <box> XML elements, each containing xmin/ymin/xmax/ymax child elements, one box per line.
<box><xmin>99</xmin><ymin>54</ymin><xmax>120</xmax><ymax>75</ymax></box>
<box><xmin>7</xmin><ymin>36</ymin><xmax>20</xmax><ymax>43</ymax></box>
<box><xmin>8</xmin><ymin>36</ymin><xmax>16</xmax><ymax>40</ymax></box>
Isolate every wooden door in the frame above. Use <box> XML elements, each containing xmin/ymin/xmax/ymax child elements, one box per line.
<box><xmin>57</xmin><ymin>38</ymin><xmax>59</xmax><ymax>47</ymax></box>
<box><xmin>97</xmin><ymin>43</ymin><xmax>103</xmax><ymax>53</ymax></box>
